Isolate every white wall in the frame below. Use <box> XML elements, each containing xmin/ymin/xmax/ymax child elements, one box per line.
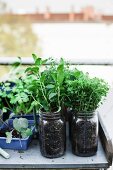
<box><xmin>33</xmin><ymin>23</ymin><xmax>113</xmax><ymax>60</ymax></box>
<box><xmin>32</xmin><ymin>23</ymin><xmax>113</xmax><ymax>85</ymax></box>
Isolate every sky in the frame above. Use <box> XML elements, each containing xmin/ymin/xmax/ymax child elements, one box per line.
<box><xmin>2</xmin><ymin>0</ymin><xmax>113</xmax><ymax>14</ymax></box>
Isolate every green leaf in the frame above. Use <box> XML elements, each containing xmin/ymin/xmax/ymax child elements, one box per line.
<box><xmin>46</xmin><ymin>84</ymin><xmax>54</xmax><ymax>89</ymax></box>
<box><xmin>27</xmin><ymin>101</ymin><xmax>37</xmax><ymax>113</ymax></box>
<box><xmin>11</xmin><ymin>57</ymin><xmax>21</xmax><ymax>68</ymax></box>
<box><xmin>49</xmin><ymin>93</ymin><xmax>57</xmax><ymax>100</ymax></box>
<box><xmin>57</xmin><ymin>58</ymin><xmax>64</xmax><ymax>85</ymax></box>
<box><xmin>32</xmin><ymin>53</ymin><xmax>38</xmax><ymax>62</ymax></box>
<box><xmin>12</xmin><ymin>61</ymin><xmax>21</xmax><ymax>68</ymax></box>
<box><xmin>2</xmin><ymin>107</ymin><xmax>7</xmax><ymax>113</ymax></box>
<box><xmin>13</xmin><ymin>118</ymin><xmax>28</xmax><ymax>132</ymax></box>
<box><xmin>31</xmin><ymin>101</ymin><xmax>38</xmax><ymax>106</ymax></box>
<box><xmin>40</xmin><ymin>73</ymin><xmax>46</xmax><ymax>82</ymax></box>
<box><xmin>35</xmin><ymin>58</ymin><xmax>42</xmax><ymax>66</ymax></box>
<box><xmin>74</xmin><ymin>70</ymin><xmax>83</xmax><ymax>78</ymax></box>
<box><xmin>6</xmin><ymin>131</ymin><xmax>12</xmax><ymax>143</ymax></box>
<box><xmin>10</xmin><ymin>97</ymin><xmax>17</xmax><ymax>104</ymax></box>
<box><xmin>25</xmin><ymin>67</ymin><xmax>39</xmax><ymax>74</ymax></box>
<box><xmin>21</xmin><ymin>128</ymin><xmax>32</xmax><ymax>138</ymax></box>
<box><xmin>25</xmin><ymin>67</ymin><xmax>32</xmax><ymax>73</ymax></box>
<box><xmin>51</xmin><ymin>73</ymin><xmax>57</xmax><ymax>82</ymax></box>
<box><xmin>42</xmin><ymin>59</ymin><xmax>48</xmax><ymax>65</ymax></box>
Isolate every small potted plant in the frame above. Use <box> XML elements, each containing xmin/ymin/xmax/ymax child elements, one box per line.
<box><xmin>25</xmin><ymin>54</ymin><xmax>66</xmax><ymax>158</ymax></box>
<box><xmin>65</xmin><ymin>70</ymin><xmax>109</xmax><ymax>156</ymax></box>
<box><xmin>0</xmin><ymin>77</ymin><xmax>39</xmax><ymax>116</ymax></box>
<box><xmin>0</xmin><ymin>81</ymin><xmax>14</xmax><ymax>122</ymax></box>
<box><xmin>0</xmin><ymin>117</ymin><xmax>34</xmax><ymax>150</ymax></box>
<box><xmin>0</xmin><ymin>59</ymin><xmax>22</xmax><ymax>122</ymax></box>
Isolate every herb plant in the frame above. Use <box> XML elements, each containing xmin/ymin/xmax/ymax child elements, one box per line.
<box><xmin>0</xmin><ymin>79</ymin><xmax>34</xmax><ymax>115</ymax></box>
<box><xmin>65</xmin><ymin>70</ymin><xmax>109</xmax><ymax>113</ymax></box>
<box><xmin>0</xmin><ymin>54</ymin><xmax>109</xmax><ymax>115</ymax></box>
<box><xmin>25</xmin><ymin>54</ymin><xmax>65</xmax><ymax>113</ymax></box>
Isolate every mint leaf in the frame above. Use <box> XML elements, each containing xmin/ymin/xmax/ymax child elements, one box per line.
<box><xmin>49</xmin><ymin>93</ymin><xmax>57</xmax><ymax>100</ymax></box>
<box><xmin>57</xmin><ymin>58</ymin><xmax>64</xmax><ymax>85</ymax></box>
<box><xmin>46</xmin><ymin>84</ymin><xmax>54</xmax><ymax>89</ymax></box>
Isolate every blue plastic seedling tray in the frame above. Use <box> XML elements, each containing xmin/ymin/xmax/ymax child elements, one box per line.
<box><xmin>0</xmin><ymin>119</ymin><xmax>35</xmax><ymax>150</ymax></box>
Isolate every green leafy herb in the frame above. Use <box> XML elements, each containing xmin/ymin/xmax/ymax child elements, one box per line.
<box><xmin>65</xmin><ymin>70</ymin><xmax>109</xmax><ymax>113</ymax></box>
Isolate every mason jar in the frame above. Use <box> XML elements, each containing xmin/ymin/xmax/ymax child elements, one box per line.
<box><xmin>39</xmin><ymin>109</ymin><xmax>66</xmax><ymax>158</ymax></box>
<box><xmin>71</xmin><ymin>111</ymin><xmax>98</xmax><ymax>157</ymax></box>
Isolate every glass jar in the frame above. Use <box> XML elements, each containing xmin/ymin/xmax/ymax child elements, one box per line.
<box><xmin>71</xmin><ymin>111</ymin><xmax>98</xmax><ymax>157</ymax></box>
<box><xmin>39</xmin><ymin>109</ymin><xmax>66</xmax><ymax>158</ymax></box>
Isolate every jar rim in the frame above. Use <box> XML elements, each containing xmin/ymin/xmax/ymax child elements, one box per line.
<box><xmin>39</xmin><ymin>107</ymin><xmax>62</xmax><ymax>119</ymax></box>
<box><xmin>40</xmin><ymin>107</ymin><xmax>61</xmax><ymax>114</ymax></box>
<box><xmin>76</xmin><ymin>110</ymin><xmax>98</xmax><ymax>117</ymax></box>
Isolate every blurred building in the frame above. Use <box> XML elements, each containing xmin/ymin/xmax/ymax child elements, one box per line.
<box><xmin>1</xmin><ymin>0</ymin><xmax>113</xmax><ymax>22</ymax></box>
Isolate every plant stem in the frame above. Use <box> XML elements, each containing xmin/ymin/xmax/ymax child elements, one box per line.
<box><xmin>38</xmin><ymin>74</ymin><xmax>51</xmax><ymax>111</ymax></box>
<box><xmin>5</xmin><ymin>98</ymin><xmax>12</xmax><ymax>112</ymax></box>
<box><xmin>31</xmin><ymin>94</ymin><xmax>43</xmax><ymax>108</ymax></box>
<box><xmin>57</xmin><ymin>85</ymin><xmax>60</xmax><ymax>108</ymax></box>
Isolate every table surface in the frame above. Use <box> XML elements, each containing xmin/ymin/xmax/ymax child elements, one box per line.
<box><xmin>0</xmin><ymin>137</ymin><xmax>109</xmax><ymax>169</ymax></box>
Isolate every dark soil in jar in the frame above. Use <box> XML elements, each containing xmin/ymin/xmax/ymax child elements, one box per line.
<box><xmin>0</xmin><ymin>128</ymin><xmax>21</xmax><ymax>138</ymax></box>
<box><xmin>72</xmin><ymin>119</ymin><xmax>98</xmax><ymax>156</ymax></box>
<box><xmin>39</xmin><ymin>120</ymin><xmax>66</xmax><ymax>158</ymax></box>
